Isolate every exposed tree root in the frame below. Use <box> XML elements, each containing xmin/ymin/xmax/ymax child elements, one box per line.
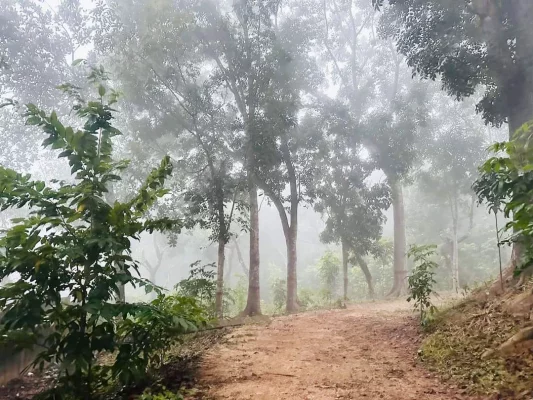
<box><xmin>482</xmin><ymin>326</ymin><xmax>533</xmax><ymax>359</ymax></box>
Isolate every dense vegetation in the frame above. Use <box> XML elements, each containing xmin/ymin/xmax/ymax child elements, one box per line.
<box><xmin>1</xmin><ymin>0</ymin><xmax>533</xmax><ymax>398</ymax></box>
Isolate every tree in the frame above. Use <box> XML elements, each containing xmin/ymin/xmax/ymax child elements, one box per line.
<box><xmin>140</xmin><ymin>234</ymin><xmax>171</xmax><ymax>291</ymax></box>
<box><xmin>0</xmin><ymin>74</ymin><xmax>193</xmax><ymax>398</ymax></box>
<box><xmin>375</xmin><ymin>0</ymin><xmax>533</xmax><ymax>276</ymax></box>
<box><xmin>417</xmin><ymin>110</ymin><xmax>486</xmax><ymax>291</ymax></box>
<box><xmin>94</xmin><ymin>0</ymin><xmax>249</xmax><ymax>318</ymax></box>
<box><xmin>313</xmin><ymin>103</ymin><xmax>391</xmax><ymax>300</ymax></box>
<box><xmin>313</xmin><ymin>0</ymin><xmax>429</xmax><ymax>297</ymax></box>
<box><xmin>0</xmin><ymin>0</ymin><xmax>92</xmax><ymax>172</ymax></box>
<box><xmin>96</xmin><ymin>0</ymin><xmax>307</xmax><ymax>316</ymax></box>
<box><xmin>256</xmin><ymin>112</ymin><xmax>322</xmax><ymax>312</ymax></box>
<box><xmin>376</xmin><ymin>0</ymin><xmax>533</xmax><ymax>136</ymax></box>
<box><xmin>194</xmin><ymin>0</ymin><xmax>312</xmax><ymax>315</ymax></box>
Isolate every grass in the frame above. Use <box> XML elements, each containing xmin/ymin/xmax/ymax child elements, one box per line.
<box><xmin>420</xmin><ymin>293</ymin><xmax>533</xmax><ymax>398</ymax></box>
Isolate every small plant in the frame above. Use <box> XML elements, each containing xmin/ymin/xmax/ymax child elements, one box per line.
<box><xmin>224</xmin><ymin>275</ymin><xmax>247</xmax><ymax>317</ymax></box>
<box><xmin>317</xmin><ymin>251</ymin><xmax>341</xmax><ymax>303</ymax></box>
<box><xmin>270</xmin><ymin>277</ymin><xmax>287</xmax><ymax>313</ymax></box>
<box><xmin>138</xmin><ymin>386</ymin><xmax>183</xmax><ymax>400</ymax></box>
<box><xmin>176</xmin><ymin>261</ymin><xmax>217</xmax><ymax>317</ymax></box>
<box><xmin>407</xmin><ymin>244</ymin><xmax>438</xmax><ymax>325</ymax></box>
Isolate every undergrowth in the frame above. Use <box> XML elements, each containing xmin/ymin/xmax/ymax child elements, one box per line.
<box><xmin>420</xmin><ymin>296</ymin><xmax>533</xmax><ymax>399</ymax></box>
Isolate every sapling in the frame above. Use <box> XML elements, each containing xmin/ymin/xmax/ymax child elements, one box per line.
<box><xmin>407</xmin><ymin>244</ymin><xmax>438</xmax><ymax>325</ymax></box>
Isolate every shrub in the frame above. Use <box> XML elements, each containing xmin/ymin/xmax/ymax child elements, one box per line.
<box><xmin>0</xmin><ymin>71</ymin><xmax>202</xmax><ymax>399</ymax></box>
<box><xmin>407</xmin><ymin>244</ymin><xmax>438</xmax><ymax>325</ymax></box>
<box><xmin>175</xmin><ymin>261</ymin><xmax>217</xmax><ymax>318</ymax></box>
<box><xmin>317</xmin><ymin>251</ymin><xmax>341</xmax><ymax>303</ymax></box>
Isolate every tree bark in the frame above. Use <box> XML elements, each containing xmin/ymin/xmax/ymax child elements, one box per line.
<box><xmin>256</xmin><ymin>135</ymin><xmax>299</xmax><ymax>313</ymax></box>
<box><xmin>355</xmin><ymin>254</ymin><xmax>375</xmax><ymax>300</ymax></box>
<box><xmin>341</xmin><ymin>238</ymin><xmax>349</xmax><ymax>301</ymax></box>
<box><xmin>282</xmin><ymin>137</ymin><xmax>299</xmax><ymax>313</ymax></box>
<box><xmin>243</xmin><ymin>181</ymin><xmax>261</xmax><ymax>315</ymax></box>
<box><xmin>264</xmin><ymin>189</ymin><xmax>299</xmax><ymax>313</ymax></box>
<box><xmin>285</xmin><ymin>226</ymin><xmax>298</xmax><ymax>312</ymax></box>
<box><xmin>215</xmin><ymin>237</ymin><xmax>226</xmax><ymax>319</ymax></box>
<box><xmin>388</xmin><ymin>179</ymin><xmax>407</xmax><ymax>297</ymax></box>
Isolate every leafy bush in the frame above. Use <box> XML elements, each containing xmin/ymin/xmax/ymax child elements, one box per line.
<box><xmin>114</xmin><ymin>294</ymin><xmax>207</xmax><ymax>384</ymax></box>
<box><xmin>317</xmin><ymin>251</ymin><xmax>341</xmax><ymax>303</ymax></box>
<box><xmin>473</xmin><ymin>121</ymin><xmax>533</xmax><ymax>276</ymax></box>
<box><xmin>407</xmin><ymin>244</ymin><xmax>438</xmax><ymax>325</ymax></box>
<box><xmin>224</xmin><ymin>275</ymin><xmax>247</xmax><ymax>317</ymax></box>
<box><xmin>138</xmin><ymin>386</ymin><xmax>183</xmax><ymax>400</ymax></box>
<box><xmin>175</xmin><ymin>261</ymin><xmax>217</xmax><ymax>317</ymax></box>
<box><xmin>270</xmin><ymin>277</ymin><xmax>287</xmax><ymax>313</ymax></box>
<box><xmin>0</xmin><ymin>72</ymin><xmax>202</xmax><ymax>399</ymax></box>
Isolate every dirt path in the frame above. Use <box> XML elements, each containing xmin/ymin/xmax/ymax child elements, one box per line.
<box><xmin>193</xmin><ymin>300</ymin><xmax>479</xmax><ymax>400</ymax></box>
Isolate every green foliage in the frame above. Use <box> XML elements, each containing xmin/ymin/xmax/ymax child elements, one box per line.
<box><xmin>114</xmin><ymin>294</ymin><xmax>207</xmax><ymax>384</ymax></box>
<box><xmin>0</xmin><ymin>73</ymin><xmax>201</xmax><ymax>399</ymax></box>
<box><xmin>474</xmin><ymin>122</ymin><xmax>533</xmax><ymax>275</ymax></box>
<box><xmin>317</xmin><ymin>251</ymin><xmax>341</xmax><ymax>302</ymax></box>
<box><xmin>379</xmin><ymin>0</ymin><xmax>521</xmax><ymax>127</ymax></box>
<box><xmin>138</xmin><ymin>387</ymin><xmax>183</xmax><ymax>400</ymax></box>
<box><xmin>270</xmin><ymin>277</ymin><xmax>287</xmax><ymax>313</ymax></box>
<box><xmin>224</xmin><ymin>275</ymin><xmax>247</xmax><ymax>317</ymax></box>
<box><xmin>175</xmin><ymin>262</ymin><xmax>217</xmax><ymax>318</ymax></box>
<box><xmin>407</xmin><ymin>245</ymin><xmax>438</xmax><ymax>325</ymax></box>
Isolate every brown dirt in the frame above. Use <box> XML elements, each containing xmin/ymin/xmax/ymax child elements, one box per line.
<box><xmin>192</xmin><ymin>300</ymin><xmax>481</xmax><ymax>400</ymax></box>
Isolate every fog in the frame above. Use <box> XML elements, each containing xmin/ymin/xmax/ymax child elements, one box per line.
<box><xmin>0</xmin><ymin>0</ymin><xmax>518</xmax><ymax>315</ymax></box>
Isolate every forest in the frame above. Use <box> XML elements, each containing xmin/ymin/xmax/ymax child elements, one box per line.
<box><xmin>1</xmin><ymin>0</ymin><xmax>533</xmax><ymax>399</ymax></box>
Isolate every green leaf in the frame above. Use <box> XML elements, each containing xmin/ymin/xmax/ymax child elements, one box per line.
<box><xmin>26</xmin><ymin>116</ymin><xmax>41</xmax><ymax>125</ymax></box>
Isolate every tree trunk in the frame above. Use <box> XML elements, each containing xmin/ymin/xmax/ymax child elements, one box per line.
<box><xmin>282</xmin><ymin>136</ymin><xmax>299</xmax><ymax>314</ymax></box>
<box><xmin>243</xmin><ymin>181</ymin><xmax>261</xmax><ymax>316</ymax></box>
<box><xmin>506</xmin><ymin>1</ymin><xmax>533</xmax><ymax>143</ymax></box>
<box><xmin>355</xmin><ymin>254</ymin><xmax>375</xmax><ymax>300</ymax></box>
<box><xmin>267</xmin><ymin>190</ymin><xmax>299</xmax><ymax>313</ymax></box>
<box><xmin>341</xmin><ymin>238</ymin><xmax>349</xmax><ymax>301</ymax></box>
<box><xmin>215</xmin><ymin>237</ymin><xmax>225</xmax><ymax>319</ymax></box>
<box><xmin>286</xmin><ymin>225</ymin><xmax>299</xmax><ymax>313</ymax></box>
<box><xmin>388</xmin><ymin>179</ymin><xmax>407</xmax><ymax>297</ymax></box>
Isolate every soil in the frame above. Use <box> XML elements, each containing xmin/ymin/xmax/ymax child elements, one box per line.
<box><xmin>192</xmin><ymin>300</ymin><xmax>481</xmax><ymax>400</ymax></box>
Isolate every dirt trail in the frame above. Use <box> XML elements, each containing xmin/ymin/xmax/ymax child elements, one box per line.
<box><xmin>194</xmin><ymin>300</ymin><xmax>479</xmax><ymax>400</ymax></box>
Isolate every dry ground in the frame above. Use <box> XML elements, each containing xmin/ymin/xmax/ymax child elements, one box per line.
<box><xmin>192</xmin><ymin>300</ymin><xmax>481</xmax><ymax>400</ymax></box>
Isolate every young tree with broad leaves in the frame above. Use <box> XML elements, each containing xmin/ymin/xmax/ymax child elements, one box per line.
<box><xmin>0</xmin><ymin>74</ymin><xmax>187</xmax><ymax>398</ymax></box>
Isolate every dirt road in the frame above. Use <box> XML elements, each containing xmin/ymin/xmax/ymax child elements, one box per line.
<box><xmin>195</xmin><ymin>300</ymin><xmax>478</xmax><ymax>400</ymax></box>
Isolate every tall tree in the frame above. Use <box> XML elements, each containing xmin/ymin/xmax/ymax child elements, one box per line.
<box><xmin>312</xmin><ymin>102</ymin><xmax>391</xmax><ymax>300</ymax></box>
<box><xmin>94</xmin><ymin>0</ymin><xmax>250</xmax><ymax>318</ymax></box>
<box><xmin>194</xmin><ymin>0</ymin><xmax>308</xmax><ymax>315</ymax></box>
<box><xmin>0</xmin><ymin>0</ymin><xmax>92</xmax><ymax>172</ymax></box>
<box><xmin>417</xmin><ymin>101</ymin><xmax>486</xmax><ymax>291</ymax></box>
<box><xmin>252</xmin><ymin>3</ymin><xmax>322</xmax><ymax>312</ymax></box>
<box><xmin>375</xmin><ymin>0</ymin><xmax>533</xmax><ymax>275</ymax></box>
<box><xmin>313</xmin><ymin>0</ymin><xmax>429</xmax><ymax>296</ymax></box>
